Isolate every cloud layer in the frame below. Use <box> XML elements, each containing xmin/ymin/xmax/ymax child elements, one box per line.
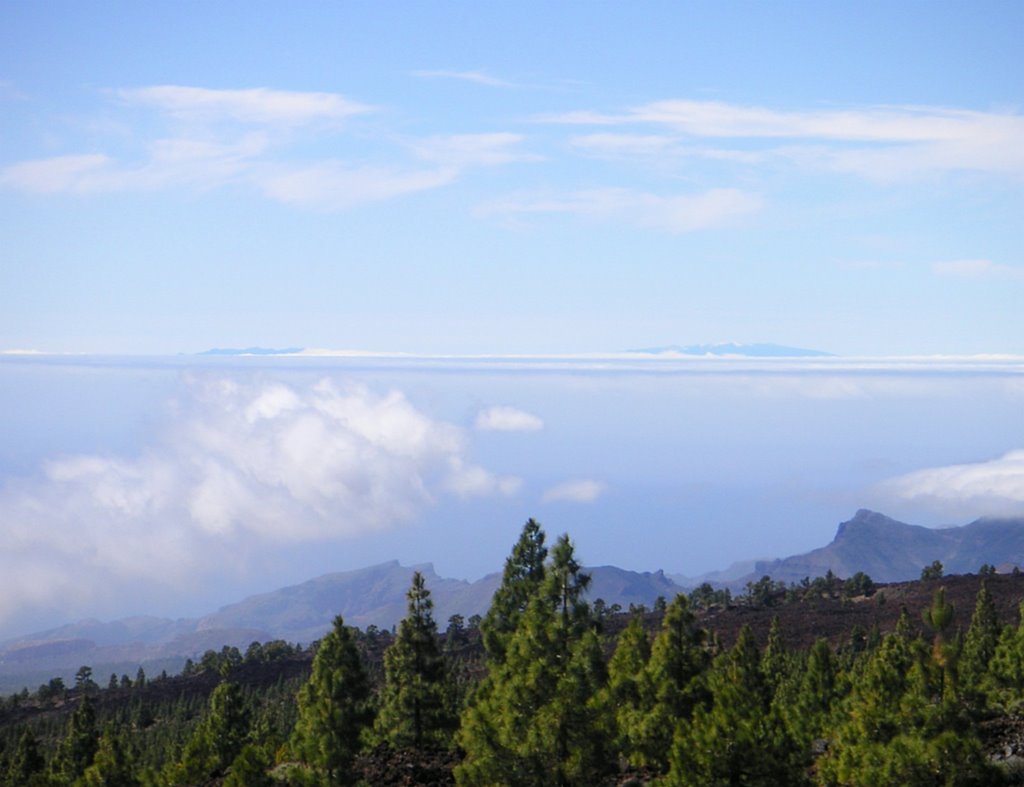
<box><xmin>880</xmin><ymin>450</ymin><xmax>1024</xmax><ymax>517</ymax></box>
<box><xmin>0</xmin><ymin>376</ymin><xmax>518</xmax><ymax>626</ymax></box>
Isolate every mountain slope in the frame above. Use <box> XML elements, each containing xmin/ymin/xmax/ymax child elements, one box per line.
<box><xmin>744</xmin><ymin>509</ymin><xmax>1024</xmax><ymax>586</ymax></box>
<box><xmin>0</xmin><ymin>561</ymin><xmax>686</xmax><ymax>689</ymax></box>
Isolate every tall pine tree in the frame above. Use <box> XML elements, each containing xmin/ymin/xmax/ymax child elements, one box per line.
<box><xmin>481</xmin><ymin>518</ymin><xmax>548</xmax><ymax>661</ymax></box>
<box><xmin>290</xmin><ymin>614</ymin><xmax>372</xmax><ymax>785</ymax></box>
<box><xmin>458</xmin><ymin>534</ymin><xmax>609</xmax><ymax>786</ymax></box>
<box><xmin>374</xmin><ymin>570</ymin><xmax>456</xmax><ymax>749</ymax></box>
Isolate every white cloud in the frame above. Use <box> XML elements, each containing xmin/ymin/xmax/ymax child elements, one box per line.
<box><xmin>932</xmin><ymin>259</ymin><xmax>1024</xmax><ymax>280</ymax></box>
<box><xmin>412</xmin><ymin>133</ymin><xmax>540</xmax><ymax>168</ymax></box>
<box><xmin>256</xmin><ymin>162</ymin><xmax>458</xmax><ymax>209</ymax></box>
<box><xmin>1</xmin><ymin>85</ymin><xmax>531</xmax><ymax>209</ymax></box>
<box><xmin>542</xmin><ymin>479</ymin><xmax>606</xmax><ymax>504</ymax></box>
<box><xmin>479</xmin><ymin>186</ymin><xmax>761</xmax><ymax>233</ymax></box>
<box><xmin>0</xmin><ymin>376</ymin><xmax>514</xmax><ymax>626</ymax></box>
<box><xmin>445</xmin><ymin>457</ymin><xmax>522</xmax><ymax>497</ymax></box>
<box><xmin>412</xmin><ymin>69</ymin><xmax>517</xmax><ymax>88</ymax></box>
<box><xmin>117</xmin><ymin>85</ymin><xmax>374</xmax><ymax>126</ymax></box>
<box><xmin>546</xmin><ymin>100</ymin><xmax>1024</xmax><ymax>180</ymax></box>
<box><xmin>1</xmin><ymin>154</ymin><xmax>115</xmax><ymax>194</ymax></box>
<box><xmin>0</xmin><ymin>134</ymin><xmax>270</xmax><ymax>194</ymax></box>
<box><xmin>879</xmin><ymin>450</ymin><xmax>1024</xmax><ymax>517</ymax></box>
<box><xmin>475</xmin><ymin>406</ymin><xmax>544</xmax><ymax>432</ymax></box>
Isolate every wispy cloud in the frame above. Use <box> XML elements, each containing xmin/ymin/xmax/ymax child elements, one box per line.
<box><xmin>475</xmin><ymin>406</ymin><xmax>544</xmax><ymax>432</ymax></box>
<box><xmin>932</xmin><ymin>259</ymin><xmax>1024</xmax><ymax>280</ymax></box>
<box><xmin>479</xmin><ymin>186</ymin><xmax>761</xmax><ymax>234</ymax></box>
<box><xmin>879</xmin><ymin>450</ymin><xmax>1024</xmax><ymax>517</ymax></box>
<box><xmin>0</xmin><ymin>376</ymin><xmax>518</xmax><ymax>626</ymax></box>
<box><xmin>542</xmin><ymin>479</ymin><xmax>606</xmax><ymax>504</ymax></box>
<box><xmin>1</xmin><ymin>134</ymin><xmax>270</xmax><ymax>194</ymax></box>
<box><xmin>411</xmin><ymin>133</ymin><xmax>540</xmax><ymax>168</ymax></box>
<box><xmin>256</xmin><ymin>163</ymin><xmax>458</xmax><ymax>209</ymax></box>
<box><xmin>0</xmin><ymin>85</ymin><xmax>530</xmax><ymax>209</ymax></box>
<box><xmin>412</xmin><ymin>69</ymin><xmax>517</xmax><ymax>88</ymax></box>
<box><xmin>546</xmin><ymin>100</ymin><xmax>1024</xmax><ymax>180</ymax></box>
<box><xmin>117</xmin><ymin>85</ymin><xmax>374</xmax><ymax>126</ymax></box>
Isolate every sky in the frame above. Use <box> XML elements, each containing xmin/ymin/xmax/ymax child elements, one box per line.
<box><xmin>0</xmin><ymin>2</ymin><xmax>1023</xmax><ymax>639</ymax></box>
<box><xmin>1</xmin><ymin>0</ymin><xmax>1022</xmax><ymax>355</ymax></box>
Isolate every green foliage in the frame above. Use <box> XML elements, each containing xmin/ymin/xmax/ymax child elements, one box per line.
<box><xmin>742</xmin><ymin>574</ymin><xmax>786</xmax><ymax>606</ymax></box>
<box><xmin>842</xmin><ymin>571</ymin><xmax>875</xmax><ymax>598</ymax></box>
<box><xmin>630</xmin><ymin>593</ymin><xmax>709</xmax><ymax>773</ymax></box>
<box><xmin>53</xmin><ymin>693</ymin><xmax>99</xmax><ymax>783</ymax></box>
<box><xmin>987</xmin><ymin>601</ymin><xmax>1024</xmax><ymax>713</ymax></box>
<box><xmin>481</xmin><ymin>518</ymin><xmax>548</xmax><ymax>662</ymax></box>
<box><xmin>290</xmin><ymin>615</ymin><xmax>372</xmax><ymax>785</ymax></box>
<box><xmin>960</xmin><ymin>582</ymin><xmax>1000</xmax><ymax>703</ymax></box>
<box><xmin>172</xmin><ymin>680</ymin><xmax>251</xmax><ymax>784</ymax></box>
<box><xmin>818</xmin><ymin>624</ymin><xmax>996</xmax><ymax>786</ymax></box>
<box><xmin>921</xmin><ymin>560</ymin><xmax>944</xmax><ymax>580</ymax></box>
<box><xmin>8</xmin><ymin>728</ymin><xmax>47</xmax><ymax>786</ymax></box>
<box><xmin>786</xmin><ymin>638</ymin><xmax>841</xmax><ymax>749</ymax></box>
<box><xmin>457</xmin><ymin>533</ymin><xmax>609</xmax><ymax>786</ymax></box>
<box><xmin>374</xmin><ymin>571</ymin><xmax>456</xmax><ymax>749</ymax></box>
<box><xmin>80</xmin><ymin>724</ymin><xmax>140</xmax><ymax>786</ymax></box>
<box><xmin>601</xmin><ymin>614</ymin><xmax>650</xmax><ymax>764</ymax></box>
<box><xmin>668</xmin><ymin>626</ymin><xmax>803</xmax><ymax>786</ymax></box>
<box><xmin>688</xmin><ymin>581</ymin><xmax>731</xmax><ymax>610</ymax></box>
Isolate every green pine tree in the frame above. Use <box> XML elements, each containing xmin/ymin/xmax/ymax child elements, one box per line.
<box><xmin>457</xmin><ymin>534</ymin><xmax>609</xmax><ymax>786</ymax></box>
<box><xmin>631</xmin><ymin>593</ymin><xmax>709</xmax><ymax>773</ymax></box>
<box><xmin>174</xmin><ymin>680</ymin><xmax>251</xmax><ymax>784</ymax></box>
<box><xmin>960</xmin><ymin>581</ymin><xmax>1000</xmax><ymax>706</ymax></box>
<box><xmin>374</xmin><ymin>570</ymin><xmax>456</xmax><ymax>749</ymax></box>
<box><xmin>53</xmin><ymin>693</ymin><xmax>99</xmax><ymax>784</ymax></box>
<box><xmin>481</xmin><ymin>518</ymin><xmax>548</xmax><ymax>662</ymax></box>
<box><xmin>818</xmin><ymin>625</ymin><xmax>995</xmax><ymax>785</ymax></box>
<box><xmin>8</xmin><ymin>728</ymin><xmax>47</xmax><ymax>786</ymax></box>
<box><xmin>290</xmin><ymin>614</ymin><xmax>372</xmax><ymax>785</ymax></box>
<box><xmin>601</xmin><ymin>614</ymin><xmax>651</xmax><ymax>766</ymax></box>
<box><xmin>785</xmin><ymin>638</ymin><xmax>840</xmax><ymax>751</ymax></box>
<box><xmin>668</xmin><ymin>625</ymin><xmax>802</xmax><ymax>786</ymax></box>
<box><xmin>80</xmin><ymin>724</ymin><xmax>140</xmax><ymax>787</ymax></box>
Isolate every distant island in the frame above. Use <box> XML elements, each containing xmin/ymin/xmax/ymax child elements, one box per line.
<box><xmin>195</xmin><ymin>344</ymin><xmax>834</xmax><ymax>359</ymax></box>
<box><xmin>629</xmin><ymin>342</ymin><xmax>833</xmax><ymax>357</ymax></box>
<box><xmin>197</xmin><ymin>347</ymin><xmax>304</xmax><ymax>356</ymax></box>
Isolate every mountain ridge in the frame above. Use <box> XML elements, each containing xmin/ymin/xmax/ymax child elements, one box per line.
<box><xmin>5</xmin><ymin>509</ymin><xmax>1024</xmax><ymax>690</ymax></box>
<box><xmin>628</xmin><ymin>342</ymin><xmax>833</xmax><ymax>357</ymax></box>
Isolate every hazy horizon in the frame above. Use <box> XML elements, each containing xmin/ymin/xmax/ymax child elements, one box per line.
<box><xmin>1</xmin><ymin>352</ymin><xmax>1022</xmax><ymax>640</ymax></box>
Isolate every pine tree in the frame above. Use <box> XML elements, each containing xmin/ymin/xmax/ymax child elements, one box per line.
<box><xmin>601</xmin><ymin>614</ymin><xmax>651</xmax><ymax>766</ymax></box>
<box><xmin>960</xmin><ymin>581</ymin><xmax>1000</xmax><ymax>703</ymax></box>
<box><xmin>632</xmin><ymin>593</ymin><xmax>709</xmax><ymax>773</ymax></box>
<box><xmin>668</xmin><ymin>625</ymin><xmax>802</xmax><ymax>786</ymax></box>
<box><xmin>988</xmin><ymin>601</ymin><xmax>1024</xmax><ymax>713</ymax></box>
<box><xmin>8</xmin><ymin>728</ymin><xmax>46</xmax><ymax>786</ymax></box>
<box><xmin>818</xmin><ymin>625</ymin><xmax>995</xmax><ymax>784</ymax></box>
<box><xmin>81</xmin><ymin>724</ymin><xmax>140</xmax><ymax>786</ymax></box>
<box><xmin>786</xmin><ymin>638</ymin><xmax>840</xmax><ymax>750</ymax></box>
<box><xmin>374</xmin><ymin>570</ymin><xmax>456</xmax><ymax>749</ymax></box>
<box><xmin>175</xmin><ymin>680</ymin><xmax>251</xmax><ymax>783</ymax></box>
<box><xmin>457</xmin><ymin>534</ymin><xmax>608</xmax><ymax>786</ymax></box>
<box><xmin>481</xmin><ymin>518</ymin><xmax>548</xmax><ymax>661</ymax></box>
<box><xmin>290</xmin><ymin>614</ymin><xmax>372</xmax><ymax>785</ymax></box>
<box><xmin>53</xmin><ymin>693</ymin><xmax>99</xmax><ymax>783</ymax></box>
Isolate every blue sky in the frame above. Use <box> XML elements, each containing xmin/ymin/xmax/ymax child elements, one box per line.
<box><xmin>2</xmin><ymin>1</ymin><xmax>1022</xmax><ymax>355</ymax></box>
<box><xmin>0</xmin><ymin>3</ymin><xmax>1023</xmax><ymax>639</ymax></box>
